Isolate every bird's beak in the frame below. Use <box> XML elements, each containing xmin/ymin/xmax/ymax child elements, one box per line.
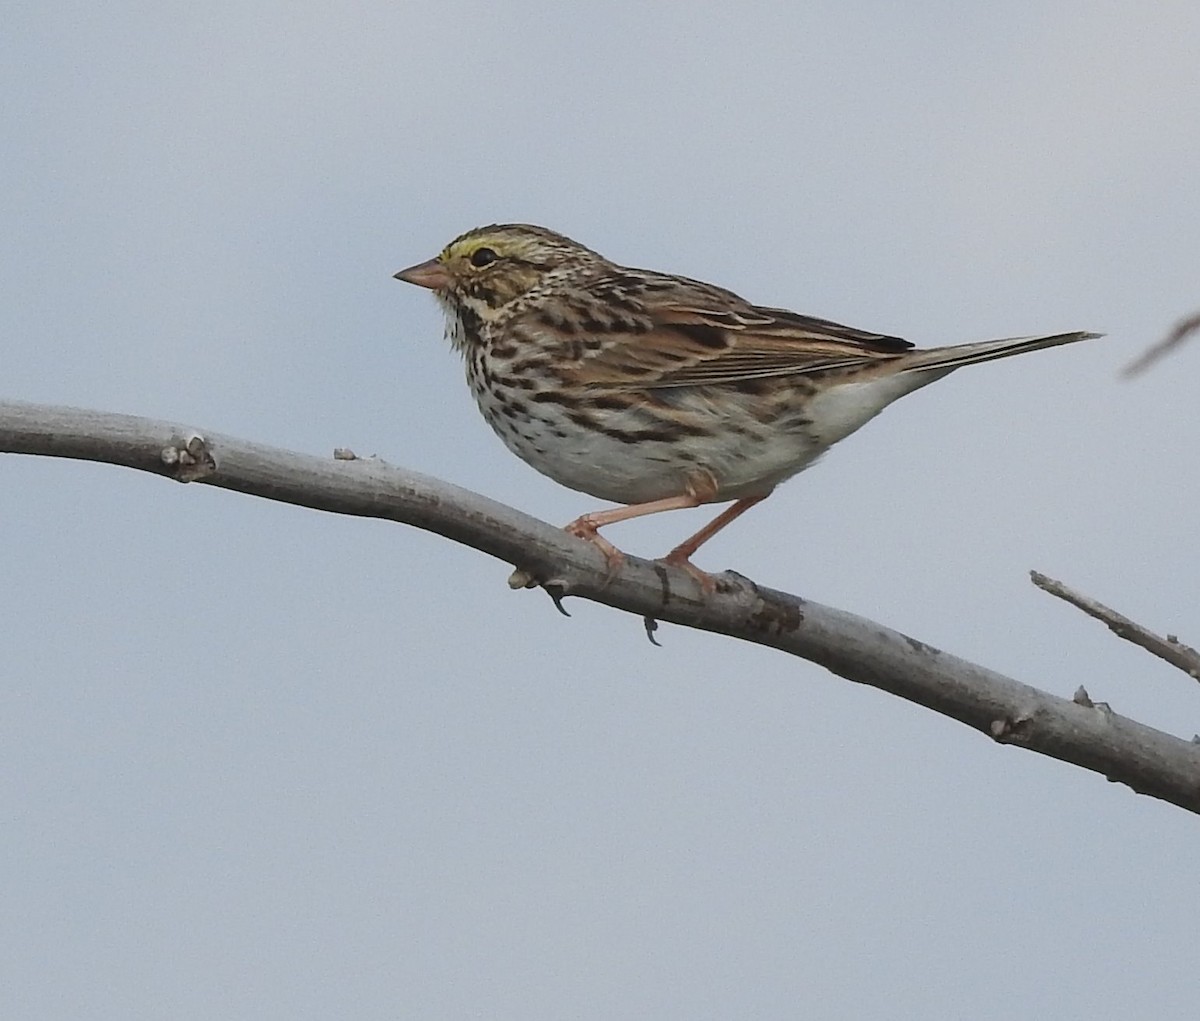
<box><xmin>394</xmin><ymin>258</ymin><xmax>451</xmax><ymax>290</ymax></box>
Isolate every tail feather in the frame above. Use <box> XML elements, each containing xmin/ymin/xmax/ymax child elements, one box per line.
<box><xmin>900</xmin><ymin>331</ymin><xmax>1102</xmax><ymax>374</ymax></box>
<box><xmin>798</xmin><ymin>330</ymin><xmax>1100</xmax><ymax>449</ymax></box>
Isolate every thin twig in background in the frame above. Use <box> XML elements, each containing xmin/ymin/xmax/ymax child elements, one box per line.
<box><xmin>1123</xmin><ymin>310</ymin><xmax>1200</xmax><ymax>378</ymax></box>
<box><xmin>1031</xmin><ymin>571</ymin><xmax>1200</xmax><ymax>684</ymax></box>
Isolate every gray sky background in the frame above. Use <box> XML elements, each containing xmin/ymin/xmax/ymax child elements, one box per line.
<box><xmin>4</xmin><ymin>3</ymin><xmax>1200</xmax><ymax>1017</ymax></box>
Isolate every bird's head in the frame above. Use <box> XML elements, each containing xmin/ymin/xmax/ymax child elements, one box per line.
<box><xmin>395</xmin><ymin>224</ymin><xmax>603</xmax><ymax>320</ymax></box>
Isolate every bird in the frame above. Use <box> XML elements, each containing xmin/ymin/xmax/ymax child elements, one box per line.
<box><xmin>395</xmin><ymin>223</ymin><xmax>1099</xmax><ymax>589</ymax></box>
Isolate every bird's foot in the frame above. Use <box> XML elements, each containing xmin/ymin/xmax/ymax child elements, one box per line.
<box><xmin>659</xmin><ymin>549</ymin><xmax>717</xmax><ymax>595</ymax></box>
<box><xmin>563</xmin><ymin>516</ymin><xmax>627</xmax><ymax>583</ymax></box>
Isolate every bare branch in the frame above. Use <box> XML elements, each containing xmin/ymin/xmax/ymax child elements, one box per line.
<box><xmin>1031</xmin><ymin>571</ymin><xmax>1200</xmax><ymax>684</ymax></box>
<box><xmin>1123</xmin><ymin>310</ymin><xmax>1200</xmax><ymax>378</ymax></box>
<box><xmin>5</xmin><ymin>399</ymin><xmax>1200</xmax><ymax>814</ymax></box>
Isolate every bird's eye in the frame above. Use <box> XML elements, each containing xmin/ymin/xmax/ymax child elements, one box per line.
<box><xmin>469</xmin><ymin>247</ymin><xmax>498</xmax><ymax>269</ymax></box>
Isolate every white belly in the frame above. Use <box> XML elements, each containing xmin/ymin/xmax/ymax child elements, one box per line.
<box><xmin>470</xmin><ymin>381</ymin><xmax>827</xmax><ymax>505</ymax></box>
<box><xmin>467</xmin><ymin>358</ymin><xmax>934</xmax><ymax>507</ymax></box>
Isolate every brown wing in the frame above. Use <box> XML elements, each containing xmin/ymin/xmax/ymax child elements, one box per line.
<box><xmin>562</xmin><ymin>279</ymin><xmax>913</xmax><ymax>390</ymax></box>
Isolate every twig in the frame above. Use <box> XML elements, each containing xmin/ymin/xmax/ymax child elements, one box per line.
<box><xmin>1031</xmin><ymin>571</ymin><xmax>1200</xmax><ymax>684</ymax></box>
<box><xmin>1123</xmin><ymin>310</ymin><xmax>1200</xmax><ymax>378</ymax></box>
<box><xmin>5</xmin><ymin>399</ymin><xmax>1200</xmax><ymax>814</ymax></box>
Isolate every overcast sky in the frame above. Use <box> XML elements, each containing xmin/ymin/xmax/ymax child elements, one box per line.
<box><xmin>4</xmin><ymin>2</ymin><xmax>1200</xmax><ymax>1018</ymax></box>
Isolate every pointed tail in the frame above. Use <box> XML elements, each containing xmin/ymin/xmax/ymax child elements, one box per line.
<box><xmin>899</xmin><ymin>331</ymin><xmax>1102</xmax><ymax>374</ymax></box>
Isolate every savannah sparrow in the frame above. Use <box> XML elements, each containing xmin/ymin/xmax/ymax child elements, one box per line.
<box><xmin>396</xmin><ymin>224</ymin><xmax>1098</xmax><ymax>587</ymax></box>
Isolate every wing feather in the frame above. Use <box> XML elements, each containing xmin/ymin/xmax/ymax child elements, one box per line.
<box><xmin>560</xmin><ymin>290</ymin><xmax>913</xmax><ymax>390</ymax></box>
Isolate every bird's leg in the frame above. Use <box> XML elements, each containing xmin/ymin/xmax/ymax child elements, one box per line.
<box><xmin>660</xmin><ymin>494</ymin><xmax>770</xmax><ymax>592</ymax></box>
<box><xmin>564</xmin><ymin>494</ymin><xmax>702</xmax><ymax>578</ymax></box>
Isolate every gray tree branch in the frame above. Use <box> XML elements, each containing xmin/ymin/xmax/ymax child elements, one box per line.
<box><xmin>4</xmin><ymin>399</ymin><xmax>1200</xmax><ymax>814</ymax></box>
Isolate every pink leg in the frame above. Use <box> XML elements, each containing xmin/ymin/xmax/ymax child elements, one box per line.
<box><xmin>564</xmin><ymin>488</ymin><xmax>772</xmax><ymax>592</ymax></box>
<box><xmin>662</xmin><ymin>495</ymin><xmax>769</xmax><ymax>591</ymax></box>
<box><xmin>564</xmin><ymin>494</ymin><xmax>702</xmax><ymax>575</ymax></box>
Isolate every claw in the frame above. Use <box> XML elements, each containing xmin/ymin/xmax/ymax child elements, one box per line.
<box><xmin>643</xmin><ymin>616</ymin><xmax>662</xmax><ymax>646</ymax></box>
<box><xmin>545</xmin><ymin>583</ymin><xmax>572</xmax><ymax>616</ymax></box>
